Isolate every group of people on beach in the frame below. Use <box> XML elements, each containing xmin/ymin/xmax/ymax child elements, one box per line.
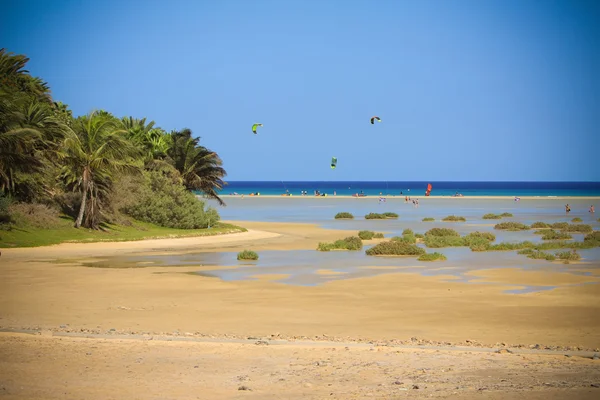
<box><xmin>565</xmin><ymin>204</ymin><xmax>595</xmax><ymax>214</ymax></box>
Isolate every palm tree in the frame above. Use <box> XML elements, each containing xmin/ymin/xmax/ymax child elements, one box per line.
<box><xmin>167</xmin><ymin>129</ymin><xmax>227</xmax><ymax>206</ymax></box>
<box><xmin>59</xmin><ymin>111</ymin><xmax>141</xmax><ymax>228</ymax></box>
<box><xmin>121</xmin><ymin>117</ymin><xmax>170</xmax><ymax>165</ymax></box>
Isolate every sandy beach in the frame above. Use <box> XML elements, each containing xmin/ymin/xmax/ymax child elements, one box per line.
<box><xmin>1</xmin><ymin>203</ymin><xmax>600</xmax><ymax>399</ymax></box>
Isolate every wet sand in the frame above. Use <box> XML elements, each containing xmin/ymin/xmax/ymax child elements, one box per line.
<box><xmin>1</xmin><ymin>215</ymin><xmax>600</xmax><ymax>398</ymax></box>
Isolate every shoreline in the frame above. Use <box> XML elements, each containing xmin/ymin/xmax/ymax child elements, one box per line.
<box><xmin>216</xmin><ymin>194</ymin><xmax>600</xmax><ymax>200</ymax></box>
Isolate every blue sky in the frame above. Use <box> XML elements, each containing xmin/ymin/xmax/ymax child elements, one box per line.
<box><xmin>3</xmin><ymin>0</ymin><xmax>599</xmax><ymax>181</ymax></box>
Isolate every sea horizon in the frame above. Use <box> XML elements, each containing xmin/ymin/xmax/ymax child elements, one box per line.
<box><xmin>214</xmin><ymin>181</ymin><xmax>600</xmax><ymax>197</ymax></box>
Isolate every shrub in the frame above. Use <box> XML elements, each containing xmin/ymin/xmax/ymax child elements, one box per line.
<box><xmin>335</xmin><ymin>212</ymin><xmax>354</xmax><ymax>219</ymax></box>
<box><xmin>317</xmin><ymin>236</ymin><xmax>363</xmax><ymax>251</ymax></box>
<box><xmin>0</xmin><ymin>194</ymin><xmax>13</xmax><ymax>227</ymax></box>
<box><xmin>402</xmin><ymin>228</ymin><xmax>414</xmax><ymax>236</ymax></box>
<box><xmin>424</xmin><ymin>235</ymin><xmax>465</xmax><ymax>248</ymax></box>
<box><xmin>494</xmin><ymin>222</ymin><xmax>529</xmax><ymax>231</ymax></box>
<box><xmin>8</xmin><ymin>203</ymin><xmax>62</xmax><ymax>229</ymax></box>
<box><xmin>522</xmin><ymin>250</ymin><xmax>556</xmax><ymax>261</ymax></box>
<box><xmin>571</xmin><ymin>217</ymin><xmax>582</xmax><ymax>223</ymax></box>
<box><xmin>551</xmin><ymin>222</ymin><xmax>568</xmax><ymax>230</ymax></box>
<box><xmin>541</xmin><ymin>230</ymin><xmax>572</xmax><ymax>241</ymax></box>
<box><xmin>425</xmin><ymin>228</ymin><xmax>460</xmax><ymax>237</ymax></box>
<box><xmin>531</xmin><ymin>222</ymin><xmax>550</xmax><ymax>229</ymax></box>
<box><xmin>366</xmin><ymin>241</ymin><xmax>425</xmax><ymax>256</ymax></box>
<box><xmin>415</xmin><ymin>233</ymin><xmax>424</xmax><ymax>239</ymax></box>
<box><xmin>442</xmin><ymin>215</ymin><xmax>466</xmax><ymax>222</ymax></box>
<box><xmin>358</xmin><ymin>230</ymin><xmax>384</xmax><ymax>240</ymax></box>
<box><xmin>418</xmin><ymin>252</ymin><xmax>447</xmax><ymax>261</ymax></box>
<box><xmin>237</xmin><ymin>250</ymin><xmax>258</xmax><ymax>260</ymax></box>
<box><xmin>365</xmin><ymin>212</ymin><xmax>398</xmax><ymax>219</ymax></box>
<box><xmin>422</xmin><ymin>217</ymin><xmax>435</xmax><ymax>222</ymax></box>
<box><xmin>124</xmin><ymin>170</ymin><xmax>219</xmax><ymax>229</ymax></box>
<box><xmin>382</xmin><ymin>212</ymin><xmax>399</xmax><ymax>219</ymax></box>
<box><xmin>483</xmin><ymin>241</ymin><xmax>535</xmax><ymax>251</ymax></box>
<box><xmin>392</xmin><ymin>234</ymin><xmax>416</xmax><ymax>244</ymax></box>
<box><xmin>462</xmin><ymin>232</ymin><xmax>495</xmax><ymax>247</ymax></box>
<box><xmin>561</xmin><ymin>224</ymin><xmax>593</xmax><ymax>233</ymax></box>
<box><xmin>483</xmin><ymin>213</ymin><xmax>502</xmax><ymax>219</ymax></box>
<box><xmin>464</xmin><ymin>231</ymin><xmax>495</xmax><ymax>242</ymax></box>
<box><xmin>500</xmin><ymin>212</ymin><xmax>513</xmax><ymax>217</ymax></box>
<box><xmin>584</xmin><ymin>231</ymin><xmax>600</xmax><ymax>243</ymax></box>
<box><xmin>555</xmin><ymin>249</ymin><xmax>581</xmax><ymax>262</ymax></box>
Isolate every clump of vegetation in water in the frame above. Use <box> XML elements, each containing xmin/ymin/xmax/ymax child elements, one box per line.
<box><xmin>442</xmin><ymin>215</ymin><xmax>466</xmax><ymax>222</ymax></box>
<box><xmin>494</xmin><ymin>222</ymin><xmax>530</xmax><ymax>231</ymax></box>
<box><xmin>541</xmin><ymin>230</ymin><xmax>572</xmax><ymax>241</ymax></box>
<box><xmin>425</xmin><ymin>228</ymin><xmax>460</xmax><ymax>237</ymax></box>
<box><xmin>500</xmin><ymin>212</ymin><xmax>513</xmax><ymax>217</ymax></box>
<box><xmin>517</xmin><ymin>249</ymin><xmax>556</xmax><ymax>261</ymax></box>
<box><xmin>571</xmin><ymin>217</ymin><xmax>582</xmax><ymax>223</ymax></box>
<box><xmin>531</xmin><ymin>222</ymin><xmax>550</xmax><ymax>229</ymax></box>
<box><xmin>561</xmin><ymin>224</ymin><xmax>593</xmax><ymax>233</ymax></box>
<box><xmin>334</xmin><ymin>212</ymin><xmax>354</xmax><ymax>219</ymax></box>
<box><xmin>584</xmin><ymin>231</ymin><xmax>600</xmax><ymax>243</ymax></box>
<box><xmin>365</xmin><ymin>212</ymin><xmax>398</xmax><ymax>220</ymax></box>
<box><xmin>462</xmin><ymin>231</ymin><xmax>495</xmax><ymax>248</ymax></box>
<box><xmin>555</xmin><ymin>249</ymin><xmax>581</xmax><ymax>263</ymax></box>
<box><xmin>365</xmin><ymin>240</ymin><xmax>425</xmax><ymax>256</ymax></box>
<box><xmin>551</xmin><ymin>222</ymin><xmax>568</xmax><ymax>230</ymax></box>
<box><xmin>317</xmin><ymin>236</ymin><xmax>363</xmax><ymax>251</ymax></box>
<box><xmin>418</xmin><ymin>252</ymin><xmax>447</xmax><ymax>261</ymax></box>
<box><xmin>424</xmin><ymin>235</ymin><xmax>465</xmax><ymax>248</ymax></box>
<box><xmin>483</xmin><ymin>212</ymin><xmax>514</xmax><ymax>219</ymax></box>
<box><xmin>422</xmin><ymin>217</ymin><xmax>435</xmax><ymax>222</ymax></box>
<box><xmin>415</xmin><ymin>233</ymin><xmax>425</xmax><ymax>239</ymax></box>
<box><xmin>358</xmin><ymin>230</ymin><xmax>384</xmax><ymax>240</ymax></box>
<box><xmin>237</xmin><ymin>250</ymin><xmax>258</xmax><ymax>260</ymax></box>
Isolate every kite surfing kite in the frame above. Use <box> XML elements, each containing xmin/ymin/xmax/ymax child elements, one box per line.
<box><xmin>370</xmin><ymin>116</ymin><xmax>381</xmax><ymax>125</ymax></box>
<box><xmin>425</xmin><ymin>183</ymin><xmax>432</xmax><ymax>196</ymax></box>
<box><xmin>252</xmin><ymin>123</ymin><xmax>263</xmax><ymax>134</ymax></box>
<box><xmin>331</xmin><ymin>157</ymin><xmax>337</xmax><ymax>169</ymax></box>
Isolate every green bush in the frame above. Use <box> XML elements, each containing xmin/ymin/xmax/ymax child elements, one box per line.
<box><xmin>365</xmin><ymin>212</ymin><xmax>398</xmax><ymax>219</ymax></box>
<box><xmin>500</xmin><ymin>213</ymin><xmax>513</xmax><ymax>217</ymax></box>
<box><xmin>402</xmin><ymin>228</ymin><xmax>414</xmax><ymax>236</ymax></box>
<box><xmin>8</xmin><ymin>203</ymin><xmax>62</xmax><ymax>229</ymax></box>
<box><xmin>494</xmin><ymin>222</ymin><xmax>530</xmax><ymax>231</ymax></box>
<box><xmin>317</xmin><ymin>236</ymin><xmax>363</xmax><ymax>251</ymax></box>
<box><xmin>418</xmin><ymin>252</ymin><xmax>447</xmax><ymax>261</ymax></box>
<box><xmin>551</xmin><ymin>222</ymin><xmax>568</xmax><ymax>230</ymax></box>
<box><xmin>584</xmin><ymin>231</ymin><xmax>600</xmax><ymax>243</ymax></box>
<box><xmin>422</xmin><ymin>217</ymin><xmax>434</xmax><ymax>222</ymax></box>
<box><xmin>482</xmin><ymin>213</ymin><xmax>502</xmax><ymax>219</ymax></box>
<box><xmin>442</xmin><ymin>215</ymin><xmax>466</xmax><ymax>222</ymax></box>
<box><xmin>425</xmin><ymin>228</ymin><xmax>460</xmax><ymax>237</ymax></box>
<box><xmin>531</xmin><ymin>222</ymin><xmax>550</xmax><ymax>229</ymax></box>
<box><xmin>392</xmin><ymin>234</ymin><xmax>417</xmax><ymax>244</ymax></box>
<box><xmin>335</xmin><ymin>212</ymin><xmax>354</xmax><ymax>219</ymax></box>
<box><xmin>365</xmin><ymin>240</ymin><xmax>425</xmax><ymax>256</ymax></box>
<box><xmin>415</xmin><ymin>233</ymin><xmax>424</xmax><ymax>239</ymax></box>
<box><xmin>424</xmin><ymin>235</ymin><xmax>465</xmax><ymax>248</ymax></box>
<box><xmin>541</xmin><ymin>230</ymin><xmax>572</xmax><ymax>241</ymax></box>
<box><xmin>571</xmin><ymin>217</ymin><xmax>582</xmax><ymax>223</ymax></box>
<box><xmin>522</xmin><ymin>250</ymin><xmax>556</xmax><ymax>261</ymax></box>
<box><xmin>561</xmin><ymin>224</ymin><xmax>593</xmax><ymax>233</ymax></box>
<box><xmin>462</xmin><ymin>232</ymin><xmax>495</xmax><ymax>247</ymax></box>
<box><xmin>555</xmin><ymin>249</ymin><xmax>580</xmax><ymax>262</ymax></box>
<box><xmin>124</xmin><ymin>170</ymin><xmax>219</xmax><ymax>229</ymax></box>
<box><xmin>0</xmin><ymin>194</ymin><xmax>13</xmax><ymax>227</ymax></box>
<box><xmin>464</xmin><ymin>231</ymin><xmax>495</xmax><ymax>242</ymax></box>
<box><xmin>358</xmin><ymin>230</ymin><xmax>384</xmax><ymax>240</ymax></box>
<box><xmin>237</xmin><ymin>250</ymin><xmax>259</xmax><ymax>260</ymax></box>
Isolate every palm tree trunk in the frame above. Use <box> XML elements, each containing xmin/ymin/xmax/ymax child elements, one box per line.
<box><xmin>75</xmin><ymin>171</ymin><xmax>89</xmax><ymax>228</ymax></box>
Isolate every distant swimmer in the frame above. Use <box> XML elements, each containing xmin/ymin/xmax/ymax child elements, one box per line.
<box><xmin>565</xmin><ymin>204</ymin><xmax>571</xmax><ymax>214</ymax></box>
<box><xmin>514</xmin><ymin>196</ymin><xmax>520</xmax><ymax>202</ymax></box>
<box><xmin>590</xmin><ymin>205</ymin><xmax>595</xmax><ymax>213</ymax></box>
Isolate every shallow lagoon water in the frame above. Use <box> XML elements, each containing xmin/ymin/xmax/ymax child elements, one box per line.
<box><xmin>54</xmin><ymin>197</ymin><xmax>600</xmax><ymax>293</ymax></box>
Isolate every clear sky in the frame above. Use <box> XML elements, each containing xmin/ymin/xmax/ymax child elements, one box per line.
<box><xmin>3</xmin><ymin>0</ymin><xmax>599</xmax><ymax>181</ymax></box>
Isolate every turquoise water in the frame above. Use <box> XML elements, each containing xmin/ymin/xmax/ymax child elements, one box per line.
<box><xmin>213</xmin><ymin>181</ymin><xmax>600</xmax><ymax>197</ymax></box>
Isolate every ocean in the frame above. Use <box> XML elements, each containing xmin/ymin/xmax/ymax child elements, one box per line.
<box><xmin>214</xmin><ymin>181</ymin><xmax>600</xmax><ymax>197</ymax></box>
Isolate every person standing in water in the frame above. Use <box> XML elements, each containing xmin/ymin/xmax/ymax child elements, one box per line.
<box><xmin>590</xmin><ymin>205</ymin><xmax>595</xmax><ymax>213</ymax></box>
<box><xmin>565</xmin><ymin>204</ymin><xmax>571</xmax><ymax>214</ymax></box>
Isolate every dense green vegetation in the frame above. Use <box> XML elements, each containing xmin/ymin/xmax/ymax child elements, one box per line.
<box><xmin>358</xmin><ymin>230</ymin><xmax>384</xmax><ymax>240</ymax></box>
<box><xmin>571</xmin><ymin>217</ymin><xmax>582</xmax><ymax>223</ymax></box>
<box><xmin>494</xmin><ymin>222</ymin><xmax>530</xmax><ymax>231</ymax></box>
<box><xmin>334</xmin><ymin>212</ymin><xmax>354</xmax><ymax>219</ymax></box>
<box><xmin>0</xmin><ymin>49</ymin><xmax>228</xmax><ymax>244</ymax></box>
<box><xmin>418</xmin><ymin>252</ymin><xmax>447</xmax><ymax>261</ymax></box>
<box><xmin>317</xmin><ymin>236</ymin><xmax>363</xmax><ymax>251</ymax></box>
<box><xmin>365</xmin><ymin>212</ymin><xmax>398</xmax><ymax>220</ymax></box>
<box><xmin>540</xmin><ymin>230</ymin><xmax>572</xmax><ymax>241</ymax></box>
<box><xmin>237</xmin><ymin>250</ymin><xmax>259</xmax><ymax>261</ymax></box>
<box><xmin>422</xmin><ymin>217</ymin><xmax>435</xmax><ymax>222</ymax></box>
<box><xmin>365</xmin><ymin>240</ymin><xmax>425</xmax><ymax>256</ymax></box>
<box><xmin>442</xmin><ymin>215</ymin><xmax>466</xmax><ymax>222</ymax></box>
<box><xmin>482</xmin><ymin>212</ymin><xmax>513</xmax><ymax>220</ymax></box>
<box><xmin>531</xmin><ymin>222</ymin><xmax>550</xmax><ymax>229</ymax></box>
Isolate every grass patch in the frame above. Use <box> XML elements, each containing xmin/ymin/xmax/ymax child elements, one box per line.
<box><xmin>551</xmin><ymin>222</ymin><xmax>568</xmax><ymax>230</ymax></box>
<box><xmin>555</xmin><ymin>249</ymin><xmax>581</xmax><ymax>262</ymax></box>
<box><xmin>334</xmin><ymin>212</ymin><xmax>354</xmax><ymax>219</ymax></box>
<box><xmin>317</xmin><ymin>236</ymin><xmax>363</xmax><ymax>251</ymax></box>
<box><xmin>422</xmin><ymin>217</ymin><xmax>435</xmax><ymax>222</ymax></box>
<box><xmin>500</xmin><ymin>212</ymin><xmax>513</xmax><ymax>217</ymax></box>
<box><xmin>365</xmin><ymin>212</ymin><xmax>399</xmax><ymax>220</ymax></box>
<box><xmin>0</xmin><ymin>216</ymin><xmax>247</xmax><ymax>248</ymax></box>
<box><xmin>425</xmin><ymin>228</ymin><xmax>460</xmax><ymax>237</ymax></box>
<box><xmin>531</xmin><ymin>222</ymin><xmax>550</xmax><ymax>229</ymax></box>
<box><xmin>518</xmin><ymin>249</ymin><xmax>556</xmax><ymax>261</ymax></box>
<box><xmin>415</xmin><ymin>233</ymin><xmax>424</xmax><ymax>239</ymax></box>
<box><xmin>571</xmin><ymin>217</ymin><xmax>582</xmax><ymax>223</ymax></box>
<box><xmin>365</xmin><ymin>240</ymin><xmax>425</xmax><ymax>256</ymax></box>
<box><xmin>482</xmin><ymin>212</ymin><xmax>514</xmax><ymax>220</ymax></box>
<box><xmin>584</xmin><ymin>231</ymin><xmax>600</xmax><ymax>242</ymax></box>
<box><xmin>494</xmin><ymin>222</ymin><xmax>530</xmax><ymax>231</ymax></box>
<box><xmin>561</xmin><ymin>224</ymin><xmax>593</xmax><ymax>233</ymax></box>
<box><xmin>358</xmin><ymin>230</ymin><xmax>384</xmax><ymax>240</ymax></box>
<box><xmin>442</xmin><ymin>215</ymin><xmax>466</xmax><ymax>222</ymax></box>
<box><xmin>424</xmin><ymin>235</ymin><xmax>465</xmax><ymax>248</ymax></box>
<box><xmin>418</xmin><ymin>252</ymin><xmax>447</xmax><ymax>261</ymax></box>
<box><xmin>541</xmin><ymin>230</ymin><xmax>572</xmax><ymax>241</ymax></box>
<box><xmin>237</xmin><ymin>250</ymin><xmax>258</xmax><ymax>261</ymax></box>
